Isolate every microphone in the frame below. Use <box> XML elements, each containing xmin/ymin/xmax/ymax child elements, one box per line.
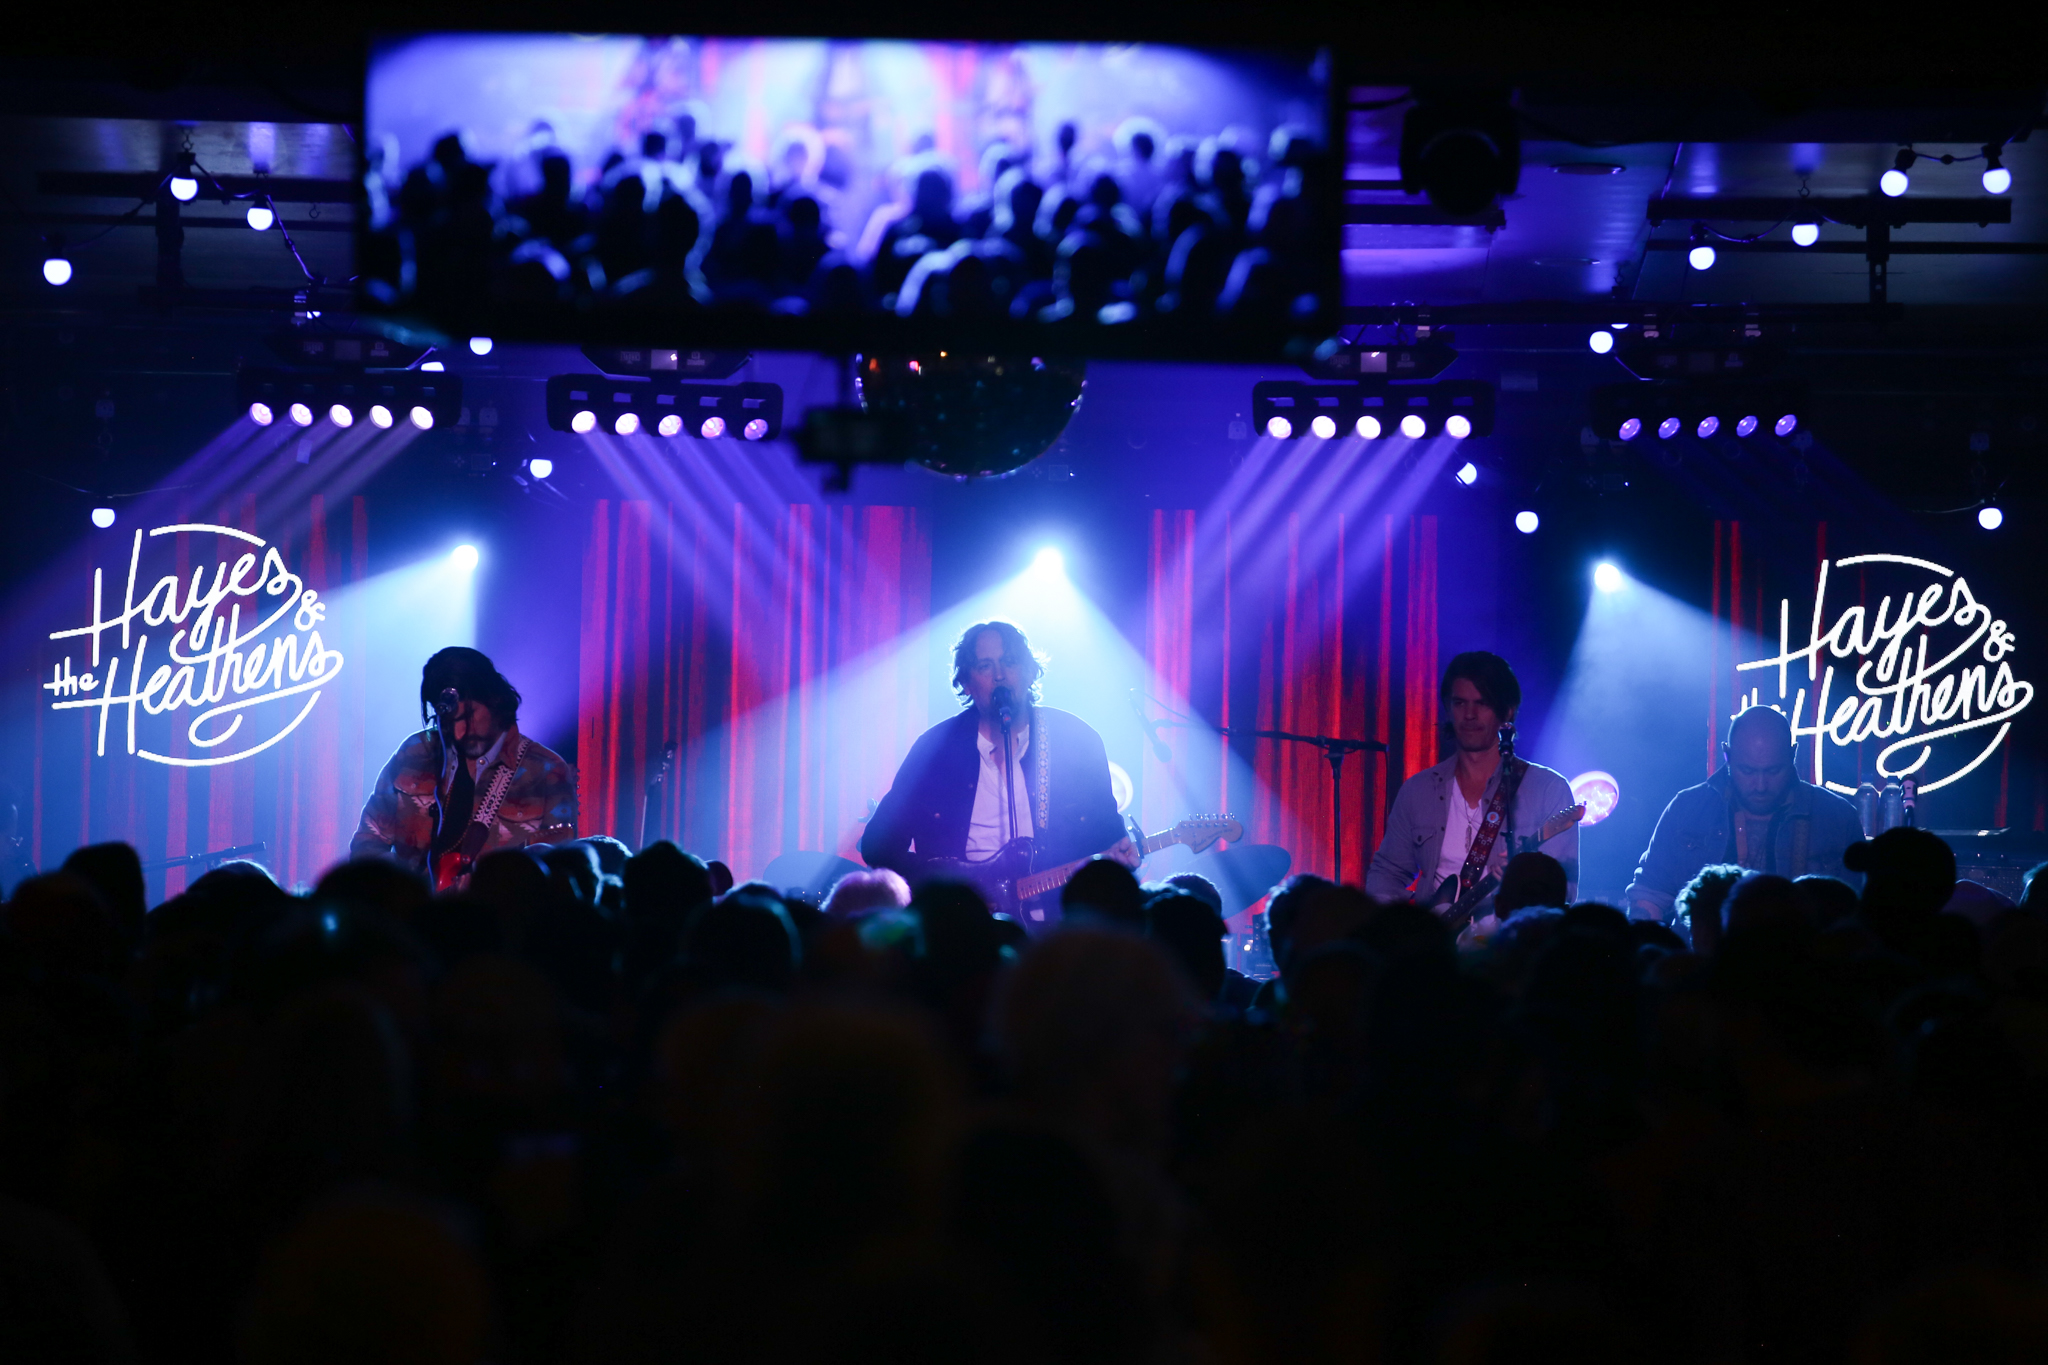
<box><xmin>1129</xmin><ymin>690</ymin><xmax>1171</xmax><ymax>763</ymax></box>
<box><xmin>992</xmin><ymin>685</ymin><xmax>1016</xmax><ymax>731</ymax></box>
<box><xmin>434</xmin><ymin>687</ymin><xmax>461</xmax><ymax>722</ymax></box>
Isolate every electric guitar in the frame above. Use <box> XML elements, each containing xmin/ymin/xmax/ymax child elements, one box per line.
<box><xmin>1428</xmin><ymin>803</ymin><xmax>1588</xmax><ymax>935</ymax></box>
<box><xmin>921</xmin><ymin>814</ymin><xmax>1244</xmax><ymax>921</ymax></box>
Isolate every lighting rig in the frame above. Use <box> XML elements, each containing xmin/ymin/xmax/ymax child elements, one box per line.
<box><xmin>1256</xmin><ymin>334</ymin><xmax>1493</xmax><ymax>441</ymax></box>
<box><xmin>1586</xmin><ymin>320</ymin><xmax>1805</xmax><ymax>445</ymax></box>
<box><xmin>540</xmin><ymin>346</ymin><xmax>784</xmax><ymax>440</ymax></box>
<box><xmin>236</xmin><ymin>331</ymin><xmax>459</xmax><ymax>431</ymax></box>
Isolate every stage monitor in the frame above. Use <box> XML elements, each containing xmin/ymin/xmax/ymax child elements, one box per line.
<box><xmin>361</xmin><ymin>34</ymin><xmax>1334</xmax><ymax>362</ymax></box>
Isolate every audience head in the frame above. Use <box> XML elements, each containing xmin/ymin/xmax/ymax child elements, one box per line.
<box><xmin>1060</xmin><ymin>857</ymin><xmax>1146</xmax><ymax>927</ymax></box>
<box><xmin>1496</xmin><ymin>851</ymin><xmax>1568</xmax><ymax>919</ymax></box>
<box><xmin>1163</xmin><ymin>872</ymin><xmax>1223</xmax><ymax>916</ymax></box>
<box><xmin>622</xmin><ymin>840</ymin><xmax>714</xmax><ymax>922</ymax></box>
<box><xmin>1143</xmin><ymin>893</ymin><xmax>1228</xmax><ymax>1000</ymax></box>
<box><xmin>681</xmin><ymin>890</ymin><xmax>800</xmax><ymax>993</ymax></box>
<box><xmin>1846</xmin><ymin>826</ymin><xmax>1958</xmax><ymax>921</ymax></box>
<box><xmin>60</xmin><ymin>841</ymin><xmax>147</xmax><ymax>948</ymax></box>
<box><xmin>822</xmin><ymin>867</ymin><xmax>911</xmax><ymax>919</ymax></box>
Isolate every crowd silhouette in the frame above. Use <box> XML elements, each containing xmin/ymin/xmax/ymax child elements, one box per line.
<box><xmin>364</xmin><ymin>115</ymin><xmax>1328</xmax><ymax>333</ymax></box>
<box><xmin>3</xmin><ymin>820</ymin><xmax>2048</xmax><ymax>1363</ymax></box>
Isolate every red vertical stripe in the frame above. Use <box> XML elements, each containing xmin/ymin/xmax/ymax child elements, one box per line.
<box><xmin>576</xmin><ymin>501</ymin><xmax>614</xmax><ymax>840</ymax></box>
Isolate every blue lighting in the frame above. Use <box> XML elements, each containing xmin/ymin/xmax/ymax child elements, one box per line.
<box><xmin>1792</xmin><ymin>223</ymin><xmax>1819</xmax><ymax>247</ymax></box>
<box><xmin>1979</xmin><ymin>506</ymin><xmax>2004</xmax><ymax>531</ymax></box>
<box><xmin>1735</xmin><ymin>414</ymin><xmax>1759</xmax><ymax>437</ymax></box>
<box><xmin>528</xmin><ymin>457</ymin><xmax>554</xmax><ymax>479</ymax></box>
<box><xmin>1696</xmin><ymin>415</ymin><xmax>1719</xmax><ymax>438</ymax></box>
<box><xmin>1594</xmin><ymin>562</ymin><xmax>1624</xmax><ymax>593</ymax></box>
<box><xmin>1617</xmin><ymin>417</ymin><xmax>1642</xmax><ymax>441</ymax></box>
<box><xmin>1879</xmin><ymin>167</ymin><xmax>1909</xmax><ymax>197</ymax></box>
<box><xmin>1657</xmin><ymin>417</ymin><xmax>1681</xmax><ymax>440</ymax></box>
<box><xmin>1774</xmin><ymin>413</ymin><xmax>1798</xmax><ymax>438</ymax></box>
<box><xmin>451</xmin><ymin>544</ymin><xmax>479</xmax><ymax>571</ymax></box>
<box><xmin>1983</xmin><ymin>165</ymin><xmax>2012</xmax><ymax>195</ymax></box>
<box><xmin>1454</xmin><ymin>461</ymin><xmax>1478</xmax><ymax>485</ymax></box>
<box><xmin>468</xmin><ymin>336</ymin><xmax>494</xmax><ymax>356</ymax></box>
<box><xmin>91</xmin><ymin>507</ymin><xmax>116</xmax><ymax>529</ymax></box>
<box><xmin>1589</xmin><ymin>329</ymin><xmax>1615</xmax><ymax>354</ymax></box>
<box><xmin>43</xmin><ymin>256</ymin><xmax>73</xmax><ymax>286</ymax></box>
<box><xmin>1688</xmin><ymin>243</ymin><xmax>1716</xmax><ymax>270</ymax></box>
<box><xmin>1515</xmin><ymin>510</ymin><xmax>1539</xmax><ymax>534</ymax></box>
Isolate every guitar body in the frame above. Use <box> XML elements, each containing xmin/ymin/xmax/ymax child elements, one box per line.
<box><xmin>432</xmin><ymin>822</ymin><xmax>578</xmax><ymax>893</ymax></box>
<box><xmin>917</xmin><ymin>837</ymin><xmax>1043</xmax><ymax>919</ymax></box>
<box><xmin>914</xmin><ymin>816</ymin><xmax>1246</xmax><ymax>925</ymax></box>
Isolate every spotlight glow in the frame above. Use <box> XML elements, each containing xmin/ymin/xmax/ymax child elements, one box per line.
<box><xmin>1588</xmin><ymin>329</ymin><xmax>1615</xmax><ymax>354</ymax></box>
<box><xmin>91</xmin><ymin>507</ymin><xmax>116</xmax><ymax>529</ymax></box>
<box><xmin>1454</xmin><ymin>461</ymin><xmax>1478</xmax><ymax>485</ymax></box>
<box><xmin>328</xmin><ymin>403</ymin><xmax>354</xmax><ymax>428</ymax></box>
<box><xmin>1265</xmin><ymin>415</ymin><xmax>1292</xmax><ymax>439</ymax></box>
<box><xmin>1309</xmin><ymin>414</ymin><xmax>1337</xmax><ymax>439</ymax></box>
<box><xmin>410</xmin><ymin>406</ymin><xmax>434</xmax><ymax>431</ymax></box>
<box><xmin>1979</xmin><ymin>505</ymin><xmax>2004</xmax><ymax>530</ymax></box>
<box><xmin>1688</xmin><ymin>243</ymin><xmax>1716</xmax><ymax>270</ymax></box>
<box><xmin>1569</xmin><ymin>771</ymin><xmax>1622</xmax><ymax>827</ymax></box>
<box><xmin>1355</xmin><ymin>414</ymin><xmax>1382</xmax><ymax>439</ymax></box>
<box><xmin>614</xmin><ymin>411</ymin><xmax>640</xmax><ymax>436</ymax></box>
<box><xmin>1515</xmin><ymin>510</ymin><xmax>1540</xmax><ymax>534</ymax></box>
<box><xmin>246</xmin><ymin>205</ymin><xmax>275</xmax><ymax>231</ymax></box>
<box><xmin>369</xmin><ymin>404</ymin><xmax>393</xmax><ymax>429</ymax></box>
<box><xmin>743</xmin><ymin>418</ymin><xmax>770</xmax><ymax>441</ymax></box>
<box><xmin>570</xmin><ymin>410</ymin><xmax>597</xmax><ymax>434</ymax></box>
<box><xmin>1399</xmin><ymin>413</ymin><xmax>1426</xmax><ymax>439</ymax></box>
<box><xmin>43</xmin><ymin>256</ymin><xmax>72</xmax><ymax>286</ymax></box>
<box><xmin>1696</xmin><ymin>415</ymin><xmax>1720</xmax><ymax>438</ymax></box>
<box><xmin>700</xmin><ymin>416</ymin><xmax>726</xmax><ymax>439</ymax></box>
<box><xmin>169</xmin><ymin>175</ymin><xmax>199</xmax><ymax>202</ymax></box>
<box><xmin>1879</xmin><ymin>167</ymin><xmax>1909</xmax><ymax>197</ymax></box>
<box><xmin>1445</xmin><ymin>414</ymin><xmax>1473</xmax><ymax>439</ymax></box>
<box><xmin>468</xmin><ymin>336</ymin><xmax>494</xmax><ymax>356</ymax></box>
<box><xmin>288</xmin><ymin>402</ymin><xmax>313</xmax><ymax>427</ymax></box>
<box><xmin>1594</xmin><ymin>561</ymin><xmax>1624</xmax><ymax>593</ymax></box>
<box><xmin>1657</xmin><ymin>416</ymin><xmax>1681</xmax><ymax>439</ymax></box>
<box><xmin>1773</xmin><ymin>413</ymin><xmax>1798</xmax><ymax>438</ymax></box>
<box><xmin>657</xmin><ymin>414</ymin><xmax>682</xmax><ymax>437</ymax></box>
<box><xmin>1792</xmin><ymin>222</ymin><xmax>1819</xmax><ymax>247</ymax></box>
<box><xmin>450</xmin><ymin>544</ymin><xmax>479</xmax><ymax>571</ymax></box>
<box><xmin>1028</xmin><ymin>546</ymin><xmax>1066</xmax><ymax>581</ymax></box>
<box><xmin>528</xmin><ymin>457</ymin><xmax>554</xmax><ymax>480</ymax></box>
<box><xmin>1617</xmin><ymin>417</ymin><xmax>1642</xmax><ymax>441</ymax></box>
<box><xmin>1735</xmin><ymin>414</ymin><xmax>1759</xmax><ymax>437</ymax></box>
<box><xmin>420</xmin><ymin>360</ymin><xmax>445</xmax><ymax>372</ymax></box>
<box><xmin>1983</xmin><ymin>165</ymin><xmax>2012</xmax><ymax>195</ymax></box>
<box><xmin>249</xmin><ymin>401</ymin><xmax>274</xmax><ymax>426</ymax></box>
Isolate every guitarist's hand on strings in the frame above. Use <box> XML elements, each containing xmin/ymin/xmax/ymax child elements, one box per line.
<box><xmin>1106</xmin><ymin>835</ymin><xmax>1141</xmax><ymax>869</ymax></box>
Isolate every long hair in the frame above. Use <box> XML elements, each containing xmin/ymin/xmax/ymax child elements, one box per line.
<box><xmin>950</xmin><ymin>620</ymin><xmax>1045</xmax><ymax>707</ymax></box>
<box><xmin>419</xmin><ymin>646</ymin><xmax>521</xmax><ymax>728</ymax></box>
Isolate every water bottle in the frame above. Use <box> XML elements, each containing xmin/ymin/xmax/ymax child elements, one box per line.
<box><xmin>1901</xmin><ymin>776</ymin><xmax>1917</xmax><ymax>829</ymax></box>
<box><xmin>1879</xmin><ymin>781</ymin><xmax>1904</xmax><ymax>833</ymax></box>
<box><xmin>1855</xmin><ymin>782</ymin><xmax>1880</xmax><ymax>839</ymax></box>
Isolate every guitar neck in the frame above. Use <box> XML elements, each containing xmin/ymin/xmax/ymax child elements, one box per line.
<box><xmin>1015</xmin><ymin>827</ymin><xmax>1179</xmax><ymax>903</ymax></box>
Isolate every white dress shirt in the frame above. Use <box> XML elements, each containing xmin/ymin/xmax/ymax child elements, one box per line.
<box><xmin>965</xmin><ymin>722</ymin><xmax>1035</xmax><ymax>859</ymax></box>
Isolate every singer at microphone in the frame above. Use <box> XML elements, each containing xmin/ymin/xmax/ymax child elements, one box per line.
<box><xmin>861</xmin><ymin>620</ymin><xmax>1140</xmax><ymax>896</ymax></box>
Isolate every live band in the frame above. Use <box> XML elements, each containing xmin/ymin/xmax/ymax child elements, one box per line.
<box><xmin>350</xmin><ymin>627</ymin><xmax>1865</xmax><ymax>930</ymax></box>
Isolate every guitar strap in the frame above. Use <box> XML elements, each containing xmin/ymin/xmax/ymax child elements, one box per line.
<box><xmin>1458</xmin><ymin>757</ymin><xmax>1527</xmax><ymax>898</ymax></box>
<box><xmin>1033</xmin><ymin>715</ymin><xmax>1051</xmax><ymax>837</ymax></box>
<box><xmin>456</xmin><ymin>736</ymin><xmax>529</xmax><ymax>858</ymax></box>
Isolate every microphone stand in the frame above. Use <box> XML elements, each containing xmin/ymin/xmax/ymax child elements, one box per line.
<box><xmin>1143</xmin><ymin>703</ymin><xmax>1386</xmax><ymax>885</ymax></box>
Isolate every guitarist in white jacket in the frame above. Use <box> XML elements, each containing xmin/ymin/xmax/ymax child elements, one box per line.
<box><xmin>1366</xmin><ymin>652</ymin><xmax>1580</xmax><ymax>933</ymax></box>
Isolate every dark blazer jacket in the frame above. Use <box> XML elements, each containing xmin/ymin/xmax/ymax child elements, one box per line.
<box><xmin>860</xmin><ymin>705</ymin><xmax>1124</xmax><ymax>875</ymax></box>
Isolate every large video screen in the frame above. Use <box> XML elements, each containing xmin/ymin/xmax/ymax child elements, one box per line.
<box><xmin>362</xmin><ymin>35</ymin><xmax>1333</xmax><ymax>360</ymax></box>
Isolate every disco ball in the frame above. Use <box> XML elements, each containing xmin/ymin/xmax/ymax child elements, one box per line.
<box><xmin>855</xmin><ymin>354</ymin><xmax>1086</xmax><ymax>478</ymax></box>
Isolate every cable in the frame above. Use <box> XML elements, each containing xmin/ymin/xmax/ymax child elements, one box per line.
<box><xmin>1698</xmin><ymin>219</ymin><xmax>1787</xmax><ymax>244</ymax></box>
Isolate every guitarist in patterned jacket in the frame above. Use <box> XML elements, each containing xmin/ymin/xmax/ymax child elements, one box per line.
<box><xmin>1366</xmin><ymin>651</ymin><xmax>1580</xmax><ymax>936</ymax></box>
<box><xmin>350</xmin><ymin>646</ymin><xmax>579</xmax><ymax>887</ymax></box>
<box><xmin>860</xmin><ymin>620</ymin><xmax>1139</xmax><ymax>924</ymax></box>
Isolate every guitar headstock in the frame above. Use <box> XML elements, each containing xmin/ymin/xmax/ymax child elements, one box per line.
<box><xmin>1540</xmin><ymin>804</ymin><xmax>1587</xmax><ymax>842</ymax></box>
<box><xmin>1173</xmin><ymin>814</ymin><xmax>1245</xmax><ymax>854</ymax></box>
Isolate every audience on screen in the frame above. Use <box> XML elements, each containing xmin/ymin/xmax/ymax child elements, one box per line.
<box><xmin>366</xmin><ymin>117</ymin><xmax>1328</xmax><ymax>331</ymax></box>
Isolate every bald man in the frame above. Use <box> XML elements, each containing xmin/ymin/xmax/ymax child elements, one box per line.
<box><xmin>1625</xmin><ymin>705</ymin><xmax>1864</xmax><ymax>921</ymax></box>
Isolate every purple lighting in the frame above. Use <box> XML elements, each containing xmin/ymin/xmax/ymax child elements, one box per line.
<box><xmin>1657</xmin><ymin>417</ymin><xmax>1681</xmax><ymax>440</ymax></box>
<box><xmin>1309</xmin><ymin>414</ymin><xmax>1336</xmax><ymax>439</ymax></box>
<box><xmin>1696</xmin><ymin>415</ymin><xmax>1719</xmax><ymax>438</ymax></box>
<box><xmin>1266</xmin><ymin>415</ymin><xmax>1292</xmax><ymax>440</ymax></box>
<box><xmin>1617</xmin><ymin>417</ymin><xmax>1642</xmax><ymax>441</ymax></box>
<box><xmin>615</xmin><ymin>412</ymin><xmax>640</xmax><ymax>436</ymax></box>
<box><xmin>701</xmin><ymin>416</ymin><xmax>727</xmax><ymax>439</ymax></box>
<box><xmin>1774</xmin><ymin>413</ymin><xmax>1799</xmax><ymax>437</ymax></box>
<box><xmin>1735</xmin><ymin>414</ymin><xmax>1759</xmax><ymax>437</ymax></box>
